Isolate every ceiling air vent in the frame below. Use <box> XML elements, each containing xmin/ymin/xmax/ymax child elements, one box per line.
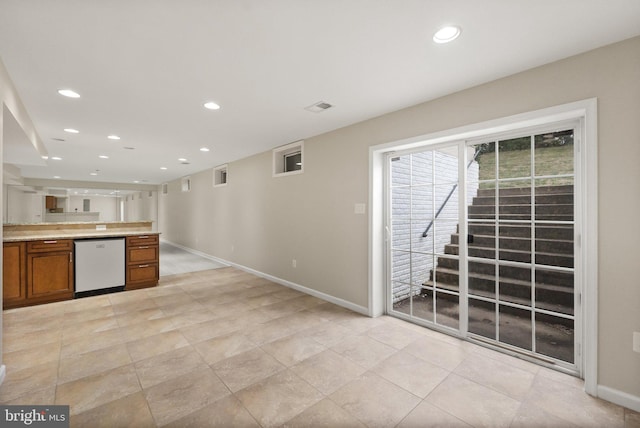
<box><xmin>305</xmin><ymin>101</ymin><xmax>333</xmax><ymax>113</ymax></box>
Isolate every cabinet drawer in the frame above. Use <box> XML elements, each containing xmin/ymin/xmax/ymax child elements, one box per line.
<box><xmin>127</xmin><ymin>262</ymin><xmax>159</xmax><ymax>284</ymax></box>
<box><xmin>27</xmin><ymin>239</ymin><xmax>73</xmax><ymax>253</ymax></box>
<box><xmin>127</xmin><ymin>246</ymin><xmax>159</xmax><ymax>264</ymax></box>
<box><xmin>127</xmin><ymin>234</ymin><xmax>159</xmax><ymax>247</ymax></box>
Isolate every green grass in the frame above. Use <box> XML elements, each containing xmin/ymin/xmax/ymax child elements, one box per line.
<box><xmin>476</xmin><ymin>144</ymin><xmax>574</xmax><ymax>189</ymax></box>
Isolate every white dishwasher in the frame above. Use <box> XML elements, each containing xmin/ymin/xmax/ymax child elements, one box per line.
<box><xmin>75</xmin><ymin>238</ymin><xmax>125</xmax><ymax>296</ymax></box>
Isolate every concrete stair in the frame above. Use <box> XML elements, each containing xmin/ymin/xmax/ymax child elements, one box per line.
<box><xmin>424</xmin><ymin>184</ymin><xmax>574</xmax><ymax>314</ymax></box>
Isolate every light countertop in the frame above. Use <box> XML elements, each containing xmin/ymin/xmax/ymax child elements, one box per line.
<box><xmin>3</xmin><ymin>230</ymin><xmax>160</xmax><ymax>242</ymax></box>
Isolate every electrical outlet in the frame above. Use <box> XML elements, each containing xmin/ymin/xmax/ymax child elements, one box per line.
<box><xmin>633</xmin><ymin>332</ymin><xmax>640</xmax><ymax>353</ymax></box>
<box><xmin>354</xmin><ymin>203</ymin><xmax>366</xmax><ymax>215</ymax></box>
<box><xmin>292</xmin><ymin>259</ymin><xmax>297</xmax><ymax>268</ymax></box>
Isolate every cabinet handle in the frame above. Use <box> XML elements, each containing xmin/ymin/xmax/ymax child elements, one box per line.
<box><xmin>138</xmin><ymin>264</ymin><xmax>149</xmax><ymax>268</ymax></box>
<box><xmin>138</xmin><ymin>236</ymin><xmax>149</xmax><ymax>239</ymax></box>
<box><xmin>70</xmin><ymin>252</ymin><xmax>73</xmax><ymax>263</ymax></box>
<box><xmin>44</xmin><ymin>240</ymin><xmax>57</xmax><ymax>244</ymax></box>
<box><xmin>138</xmin><ymin>246</ymin><xmax>149</xmax><ymax>249</ymax></box>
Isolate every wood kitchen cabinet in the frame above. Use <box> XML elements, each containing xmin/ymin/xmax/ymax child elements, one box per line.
<box><xmin>26</xmin><ymin>239</ymin><xmax>74</xmax><ymax>304</ymax></box>
<box><xmin>125</xmin><ymin>234</ymin><xmax>159</xmax><ymax>290</ymax></box>
<box><xmin>45</xmin><ymin>195</ymin><xmax>56</xmax><ymax>210</ymax></box>
<box><xmin>3</xmin><ymin>239</ymin><xmax>74</xmax><ymax>309</ymax></box>
<box><xmin>3</xmin><ymin>242</ymin><xmax>27</xmax><ymax>308</ymax></box>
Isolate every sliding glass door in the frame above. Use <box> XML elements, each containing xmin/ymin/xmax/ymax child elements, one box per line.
<box><xmin>387</xmin><ymin>124</ymin><xmax>579</xmax><ymax>371</ymax></box>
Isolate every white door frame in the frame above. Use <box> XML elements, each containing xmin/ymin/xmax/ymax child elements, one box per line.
<box><xmin>368</xmin><ymin>98</ymin><xmax>598</xmax><ymax>394</ymax></box>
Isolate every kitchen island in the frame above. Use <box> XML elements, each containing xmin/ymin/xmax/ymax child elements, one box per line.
<box><xmin>3</xmin><ymin>221</ymin><xmax>159</xmax><ymax>309</ymax></box>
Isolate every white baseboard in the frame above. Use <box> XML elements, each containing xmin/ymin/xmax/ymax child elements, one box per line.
<box><xmin>597</xmin><ymin>385</ymin><xmax>640</xmax><ymax>413</ymax></box>
<box><xmin>161</xmin><ymin>240</ymin><xmax>370</xmax><ymax>316</ymax></box>
<box><xmin>0</xmin><ymin>365</ymin><xmax>6</xmax><ymax>388</ymax></box>
<box><xmin>161</xmin><ymin>240</ymin><xmax>231</xmax><ymax>268</ymax></box>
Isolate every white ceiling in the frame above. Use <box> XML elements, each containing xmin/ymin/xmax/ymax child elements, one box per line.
<box><xmin>1</xmin><ymin>1</ymin><xmax>639</xmax><ymax>185</ymax></box>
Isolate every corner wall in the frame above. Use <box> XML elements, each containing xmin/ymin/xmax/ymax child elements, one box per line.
<box><xmin>160</xmin><ymin>37</ymin><xmax>640</xmax><ymax>403</ymax></box>
<box><xmin>0</xmin><ymin>58</ymin><xmax>48</xmax><ymax>387</ymax></box>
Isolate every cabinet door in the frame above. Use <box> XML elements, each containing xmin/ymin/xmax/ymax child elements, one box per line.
<box><xmin>3</xmin><ymin>242</ymin><xmax>27</xmax><ymax>307</ymax></box>
<box><xmin>45</xmin><ymin>195</ymin><xmax>56</xmax><ymax>209</ymax></box>
<box><xmin>27</xmin><ymin>251</ymin><xmax>74</xmax><ymax>299</ymax></box>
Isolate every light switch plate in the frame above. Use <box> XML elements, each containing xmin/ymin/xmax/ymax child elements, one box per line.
<box><xmin>96</xmin><ymin>224</ymin><xmax>107</xmax><ymax>231</ymax></box>
<box><xmin>354</xmin><ymin>203</ymin><xmax>366</xmax><ymax>215</ymax></box>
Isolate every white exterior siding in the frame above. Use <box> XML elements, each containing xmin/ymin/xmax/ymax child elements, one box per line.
<box><xmin>391</xmin><ymin>149</ymin><xmax>479</xmax><ymax>302</ymax></box>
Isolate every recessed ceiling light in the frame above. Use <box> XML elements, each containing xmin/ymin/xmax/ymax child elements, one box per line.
<box><xmin>133</xmin><ymin>180</ymin><xmax>140</xmax><ymax>183</ymax></box>
<box><xmin>160</xmin><ymin>167</ymin><xmax>168</xmax><ymax>170</ymax></box>
<box><xmin>107</xmin><ymin>135</ymin><xmax>121</xmax><ymax>140</ymax></box>
<box><xmin>178</xmin><ymin>158</ymin><xmax>187</xmax><ymax>162</ymax></box>
<box><xmin>203</xmin><ymin>101</ymin><xmax>221</xmax><ymax>110</ymax></box>
<box><xmin>51</xmin><ymin>156</ymin><xmax>62</xmax><ymax>161</ymax></box>
<box><xmin>433</xmin><ymin>25</ymin><xmax>461</xmax><ymax>44</ymax></box>
<box><xmin>99</xmin><ymin>155</ymin><xmax>109</xmax><ymax>159</ymax></box>
<box><xmin>64</xmin><ymin>128</ymin><xmax>79</xmax><ymax>134</ymax></box>
<box><xmin>53</xmin><ymin>176</ymin><xmax>61</xmax><ymax>179</ymax></box>
<box><xmin>199</xmin><ymin>147</ymin><xmax>210</xmax><ymax>152</ymax></box>
<box><xmin>90</xmin><ymin>172</ymin><xmax>98</xmax><ymax>176</ymax></box>
<box><xmin>58</xmin><ymin>89</ymin><xmax>80</xmax><ymax>98</ymax></box>
<box><xmin>41</xmin><ymin>155</ymin><xmax>49</xmax><ymax>160</ymax></box>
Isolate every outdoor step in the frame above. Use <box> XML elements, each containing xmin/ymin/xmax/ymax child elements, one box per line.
<box><xmin>464</xmin><ymin>223</ymin><xmax>574</xmax><ymax>240</ymax></box>
<box><xmin>468</xmin><ymin>204</ymin><xmax>574</xmax><ymax>216</ymax></box>
<box><xmin>418</xmin><ymin>282</ymin><xmax>573</xmax><ymax>321</ymax></box>
<box><xmin>472</xmin><ymin>193</ymin><xmax>573</xmax><ymax>206</ymax></box>
<box><xmin>436</xmin><ymin>258</ymin><xmax>574</xmax><ymax>285</ymax></box>
<box><xmin>432</xmin><ymin>264</ymin><xmax>573</xmax><ymax>288</ymax></box>
<box><xmin>444</xmin><ymin>244</ymin><xmax>574</xmax><ymax>268</ymax></box>
<box><xmin>468</xmin><ymin>213</ymin><xmax>574</xmax><ymax>221</ymax></box>
<box><xmin>476</xmin><ymin>185</ymin><xmax>574</xmax><ymax>197</ymax></box>
<box><xmin>426</xmin><ymin>268</ymin><xmax>574</xmax><ymax>312</ymax></box>
<box><xmin>451</xmin><ymin>234</ymin><xmax>573</xmax><ymax>255</ymax></box>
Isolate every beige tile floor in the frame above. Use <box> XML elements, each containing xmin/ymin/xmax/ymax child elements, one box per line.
<box><xmin>1</xmin><ymin>267</ymin><xmax>639</xmax><ymax>427</ymax></box>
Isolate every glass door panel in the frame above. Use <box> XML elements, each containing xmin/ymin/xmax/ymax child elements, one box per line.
<box><xmin>389</xmin><ymin>145</ymin><xmax>461</xmax><ymax>330</ymax></box>
<box><xmin>469</xmin><ymin>128</ymin><xmax>576</xmax><ymax>367</ymax></box>
<box><xmin>389</xmin><ymin>126</ymin><xmax>577</xmax><ymax>370</ymax></box>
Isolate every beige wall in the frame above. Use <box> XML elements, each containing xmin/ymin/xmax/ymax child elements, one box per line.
<box><xmin>124</xmin><ymin>191</ymin><xmax>158</xmax><ymax>227</ymax></box>
<box><xmin>165</xmin><ymin>36</ymin><xmax>639</xmax><ymax>400</ymax></box>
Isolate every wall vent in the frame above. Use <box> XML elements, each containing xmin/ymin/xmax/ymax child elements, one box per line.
<box><xmin>305</xmin><ymin>101</ymin><xmax>333</xmax><ymax>113</ymax></box>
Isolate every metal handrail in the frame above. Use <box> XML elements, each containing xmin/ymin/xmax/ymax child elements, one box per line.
<box><xmin>421</xmin><ymin>150</ymin><xmax>480</xmax><ymax>238</ymax></box>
